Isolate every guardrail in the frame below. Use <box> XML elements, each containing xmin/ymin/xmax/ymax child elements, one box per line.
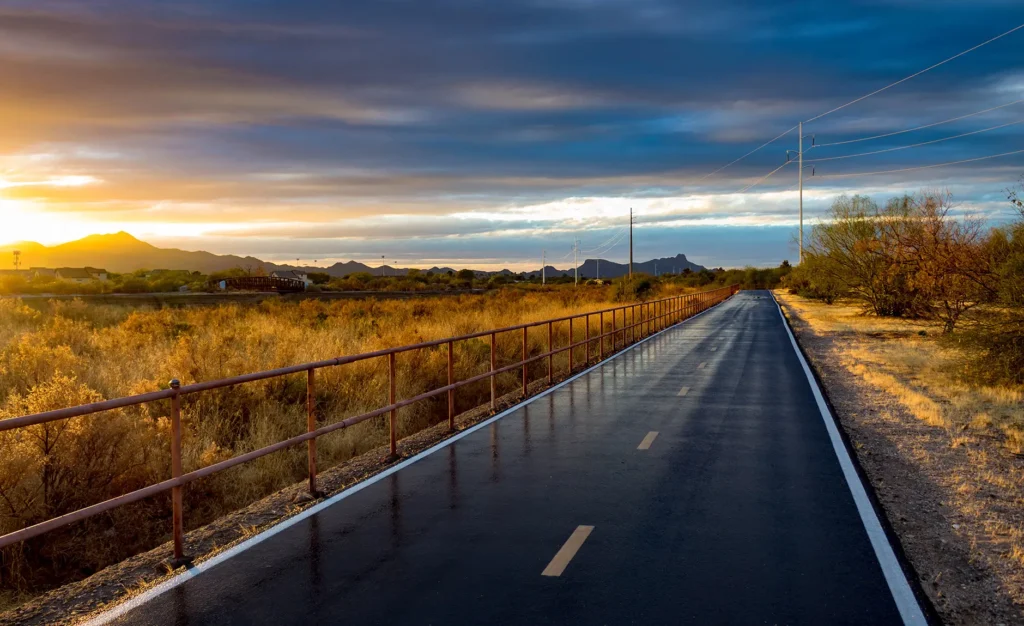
<box><xmin>0</xmin><ymin>284</ymin><xmax>738</xmax><ymax>563</ymax></box>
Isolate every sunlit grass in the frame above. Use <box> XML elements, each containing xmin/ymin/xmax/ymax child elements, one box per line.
<box><xmin>0</xmin><ymin>284</ymin><xmax>693</xmax><ymax>600</ymax></box>
<box><xmin>775</xmin><ymin>290</ymin><xmax>1024</xmax><ymax>448</ymax></box>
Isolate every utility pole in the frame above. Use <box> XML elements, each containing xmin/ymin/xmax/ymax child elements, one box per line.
<box><xmin>381</xmin><ymin>255</ymin><xmax>385</xmax><ymax>277</ymax></box>
<box><xmin>542</xmin><ymin>250</ymin><xmax>546</xmax><ymax>285</ymax></box>
<box><xmin>629</xmin><ymin>208</ymin><xmax>634</xmax><ymax>280</ymax></box>
<box><xmin>798</xmin><ymin>121</ymin><xmax>804</xmax><ymax>265</ymax></box>
<box><xmin>597</xmin><ymin>258</ymin><xmax>600</xmax><ymax>280</ymax></box>
<box><xmin>12</xmin><ymin>250</ymin><xmax>20</xmax><ymax>270</ymax></box>
<box><xmin>573</xmin><ymin>238</ymin><xmax>580</xmax><ymax>286</ymax></box>
<box><xmin>788</xmin><ymin>126</ymin><xmax>814</xmax><ymax>265</ymax></box>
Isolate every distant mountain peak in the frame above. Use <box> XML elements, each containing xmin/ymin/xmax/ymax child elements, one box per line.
<box><xmin>78</xmin><ymin>231</ymin><xmax>145</xmax><ymax>244</ymax></box>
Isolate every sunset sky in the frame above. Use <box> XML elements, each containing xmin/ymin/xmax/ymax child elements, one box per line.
<box><xmin>2</xmin><ymin>0</ymin><xmax>1023</xmax><ymax>270</ymax></box>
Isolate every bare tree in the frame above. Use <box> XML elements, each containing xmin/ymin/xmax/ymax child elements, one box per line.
<box><xmin>882</xmin><ymin>190</ymin><xmax>996</xmax><ymax>333</ymax></box>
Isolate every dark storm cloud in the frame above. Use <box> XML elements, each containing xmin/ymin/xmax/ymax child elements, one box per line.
<box><xmin>2</xmin><ymin>0</ymin><xmax>1023</xmax><ymax>265</ymax></box>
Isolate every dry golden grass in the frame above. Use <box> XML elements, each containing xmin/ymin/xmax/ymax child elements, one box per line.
<box><xmin>0</xmin><ymin>284</ymin><xmax>695</xmax><ymax>601</ymax></box>
<box><xmin>775</xmin><ymin>290</ymin><xmax>1024</xmax><ymax>448</ymax></box>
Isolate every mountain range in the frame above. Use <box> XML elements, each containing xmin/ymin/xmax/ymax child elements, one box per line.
<box><xmin>0</xmin><ymin>232</ymin><xmax>705</xmax><ymax>277</ymax></box>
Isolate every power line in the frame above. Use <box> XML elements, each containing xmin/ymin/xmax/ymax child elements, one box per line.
<box><xmin>804</xmin><ymin>22</ymin><xmax>1024</xmax><ymax>124</ymax></box>
<box><xmin>815</xmin><ymin>98</ymin><xmax>1024</xmax><ymax>147</ymax></box>
<box><xmin>697</xmin><ymin>125</ymin><xmax>798</xmax><ymax>181</ymax></box>
<box><xmin>582</xmin><ymin>227</ymin><xmax>626</xmax><ymax>253</ymax></box>
<box><xmin>735</xmin><ymin>160</ymin><xmax>791</xmax><ymax>193</ymax></box>
<box><xmin>814</xmin><ymin>148</ymin><xmax>1024</xmax><ymax>179</ymax></box>
<box><xmin>582</xmin><ymin>229</ymin><xmax>628</xmax><ymax>255</ymax></box>
<box><xmin>806</xmin><ymin>120</ymin><xmax>1023</xmax><ymax>163</ymax></box>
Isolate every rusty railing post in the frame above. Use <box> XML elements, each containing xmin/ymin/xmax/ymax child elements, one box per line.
<box><xmin>169</xmin><ymin>379</ymin><xmax>187</xmax><ymax>565</ymax></box>
<box><xmin>489</xmin><ymin>332</ymin><xmax>496</xmax><ymax>412</ymax></box>
<box><xmin>599</xmin><ymin>311</ymin><xmax>604</xmax><ymax>360</ymax></box>
<box><xmin>447</xmin><ymin>340</ymin><xmax>455</xmax><ymax>431</ymax></box>
<box><xmin>547</xmin><ymin>321</ymin><xmax>553</xmax><ymax>384</ymax></box>
<box><xmin>306</xmin><ymin>368</ymin><xmax>318</xmax><ymax>496</ymax></box>
<box><xmin>585</xmin><ymin>314</ymin><xmax>591</xmax><ymax>364</ymax></box>
<box><xmin>568</xmin><ymin>317</ymin><xmax>574</xmax><ymax>374</ymax></box>
<box><xmin>389</xmin><ymin>353</ymin><xmax>397</xmax><ymax>457</ymax></box>
<box><xmin>622</xmin><ymin>305</ymin><xmax>630</xmax><ymax>346</ymax></box>
<box><xmin>611</xmin><ymin>308</ymin><xmax>617</xmax><ymax>351</ymax></box>
<box><xmin>522</xmin><ymin>326</ymin><xmax>528</xmax><ymax>397</ymax></box>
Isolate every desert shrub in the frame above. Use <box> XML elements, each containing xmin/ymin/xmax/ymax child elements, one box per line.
<box><xmin>0</xmin><ymin>376</ymin><xmax>165</xmax><ymax>590</ymax></box>
<box><xmin>307</xmin><ymin>272</ymin><xmax>331</xmax><ymax>285</ymax></box>
<box><xmin>955</xmin><ymin>180</ymin><xmax>1024</xmax><ymax>383</ymax></box>
<box><xmin>953</xmin><ymin>315</ymin><xmax>1024</xmax><ymax>386</ymax></box>
<box><xmin>804</xmin><ymin>191</ymin><xmax>995</xmax><ymax>325</ymax></box>
<box><xmin>783</xmin><ymin>256</ymin><xmax>846</xmax><ymax>304</ymax></box>
<box><xmin>614</xmin><ymin>275</ymin><xmax>653</xmax><ymax>301</ymax></box>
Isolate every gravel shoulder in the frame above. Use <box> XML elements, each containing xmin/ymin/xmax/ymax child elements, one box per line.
<box><xmin>777</xmin><ymin>291</ymin><xmax>1024</xmax><ymax>625</ymax></box>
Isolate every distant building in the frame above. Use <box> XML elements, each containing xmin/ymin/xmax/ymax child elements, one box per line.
<box><xmin>30</xmin><ymin>267</ymin><xmax>56</xmax><ymax>279</ymax></box>
<box><xmin>270</xmin><ymin>270</ymin><xmax>311</xmax><ymax>286</ymax></box>
<box><xmin>85</xmin><ymin>267</ymin><xmax>108</xmax><ymax>281</ymax></box>
<box><xmin>55</xmin><ymin>268</ymin><xmax>96</xmax><ymax>284</ymax></box>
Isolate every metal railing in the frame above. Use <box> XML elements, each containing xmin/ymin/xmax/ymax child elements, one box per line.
<box><xmin>0</xmin><ymin>284</ymin><xmax>737</xmax><ymax>562</ymax></box>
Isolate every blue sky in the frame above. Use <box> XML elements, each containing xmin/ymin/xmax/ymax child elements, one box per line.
<box><xmin>1</xmin><ymin>0</ymin><xmax>1023</xmax><ymax>269</ymax></box>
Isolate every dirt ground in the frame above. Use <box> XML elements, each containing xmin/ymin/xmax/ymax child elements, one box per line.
<box><xmin>776</xmin><ymin>291</ymin><xmax>1024</xmax><ymax>626</ymax></box>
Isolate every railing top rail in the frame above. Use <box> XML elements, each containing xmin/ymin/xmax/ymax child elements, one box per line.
<box><xmin>0</xmin><ymin>285</ymin><xmax>736</xmax><ymax>431</ymax></box>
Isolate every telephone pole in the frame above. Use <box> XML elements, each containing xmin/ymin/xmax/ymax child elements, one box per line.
<box><xmin>573</xmin><ymin>238</ymin><xmax>580</xmax><ymax>286</ymax></box>
<box><xmin>629</xmin><ymin>208</ymin><xmax>634</xmax><ymax>280</ymax></box>
<box><xmin>542</xmin><ymin>250</ymin><xmax>546</xmax><ymax>285</ymax></box>
<box><xmin>597</xmin><ymin>258</ymin><xmax>600</xmax><ymax>280</ymax></box>
<box><xmin>788</xmin><ymin>126</ymin><xmax>814</xmax><ymax>265</ymax></box>
<box><xmin>798</xmin><ymin>121</ymin><xmax>804</xmax><ymax>265</ymax></box>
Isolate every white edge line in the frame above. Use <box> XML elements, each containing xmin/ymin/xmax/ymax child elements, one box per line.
<box><xmin>771</xmin><ymin>291</ymin><xmax>927</xmax><ymax>626</ymax></box>
<box><xmin>86</xmin><ymin>296</ymin><xmax>732</xmax><ymax>625</ymax></box>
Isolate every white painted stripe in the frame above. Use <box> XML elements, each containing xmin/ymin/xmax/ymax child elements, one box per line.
<box><xmin>771</xmin><ymin>292</ymin><xmax>926</xmax><ymax>626</ymax></box>
<box><xmin>710</xmin><ymin>347</ymin><xmax>717</xmax><ymax>352</ymax></box>
<box><xmin>84</xmin><ymin>296</ymin><xmax>735</xmax><ymax>625</ymax></box>
<box><xmin>541</xmin><ymin>525</ymin><xmax>594</xmax><ymax>576</ymax></box>
<box><xmin>677</xmin><ymin>386</ymin><xmax>690</xmax><ymax>397</ymax></box>
<box><xmin>637</xmin><ymin>431</ymin><xmax>659</xmax><ymax>450</ymax></box>
<box><xmin>697</xmin><ymin>362</ymin><xmax>707</xmax><ymax>370</ymax></box>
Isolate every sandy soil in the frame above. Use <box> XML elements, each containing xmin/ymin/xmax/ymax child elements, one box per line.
<box><xmin>777</xmin><ymin>291</ymin><xmax>1024</xmax><ymax>626</ymax></box>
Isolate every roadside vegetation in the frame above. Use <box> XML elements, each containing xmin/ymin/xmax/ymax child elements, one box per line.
<box><xmin>0</xmin><ymin>258</ymin><xmax>792</xmax><ymax>297</ymax></box>
<box><xmin>0</xmin><ymin>272</ymin><xmax>786</xmax><ymax>609</ymax></box>
<box><xmin>784</xmin><ymin>183</ymin><xmax>1024</xmax><ymax>385</ymax></box>
<box><xmin>776</xmin><ymin>181</ymin><xmax>1024</xmax><ymax>620</ymax></box>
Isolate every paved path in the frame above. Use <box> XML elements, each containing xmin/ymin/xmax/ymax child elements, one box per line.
<box><xmin>104</xmin><ymin>291</ymin><xmax>924</xmax><ymax>625</ymax></box>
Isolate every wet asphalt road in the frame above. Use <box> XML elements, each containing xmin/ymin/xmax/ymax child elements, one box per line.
<box><xmin>109</xmin><ymin>291</ymin><xmax>908</xmax><ymax>625</ymax></box>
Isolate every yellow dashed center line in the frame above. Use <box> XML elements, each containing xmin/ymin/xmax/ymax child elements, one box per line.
<box><xmin>542</xmin><ymin>526</ymin><xmax>594</xmax><ymax>577</ymax></box>
<box><xmin>677</xmin><ymin>385</ymin><xmax>690</xmax><ymax>397</ymax></box>
<box><xmin>697</xmin><ymin>362</ymin><xmax>707</xmax><ymax>370</ymax></box>
<box><xmin>637</xmin><ymin>431</ymin><xmax>659</xmax><ymax>450</ymax></box>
